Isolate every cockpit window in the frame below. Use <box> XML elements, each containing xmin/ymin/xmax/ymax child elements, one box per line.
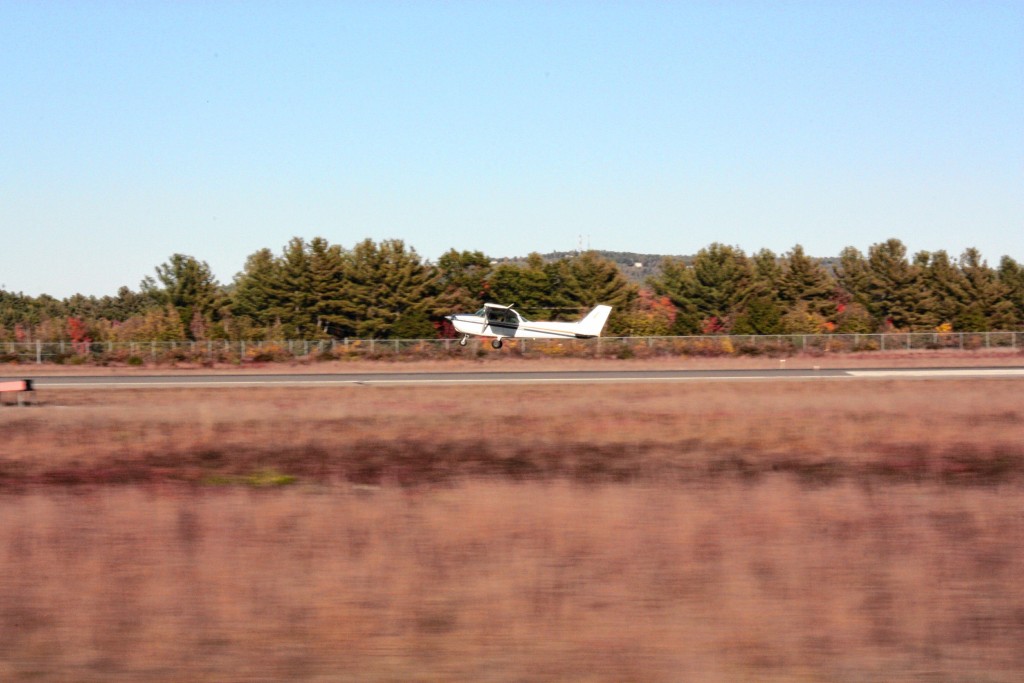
<box><xmin>485</xmin><ymin>308</ymin><xmax>520</xmax><ymax>325</ymax></box>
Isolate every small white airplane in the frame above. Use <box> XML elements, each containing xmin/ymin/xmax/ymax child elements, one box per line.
<box><xmin>446</xmin><ymin>303</ymin><xmax>613</xmax><ymax>349</ymax></box>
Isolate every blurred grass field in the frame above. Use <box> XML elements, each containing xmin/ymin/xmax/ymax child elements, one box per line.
<box><xmin>2</xmin><ymin>379</ymin><xmax>1023</xmax><ymax>681</ymax></box>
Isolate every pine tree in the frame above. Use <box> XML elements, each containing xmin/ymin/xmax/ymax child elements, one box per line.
<box><xmin>647</xmin><ymin>257</ymin><xmax>701</xmax><ymax>334</ymax></box>
<box><xmin>648</xmin><ymin>245</ymin><xmax>753</xmax><ymax>334</ymax></box>
<box><xmin>856</xmin><ymin>239</ymin><xmax>932</xmax><ymax>330</ymax></box>
<box><xmin>778</xmin><ymin>245</ymin><xmax>834</xmax><ymax>317</ymax></box>
<box><xmin>271</xmin><ymin>238</ymin><xmax>319</xmax><ymax>337</ymax></box>
<box><xmin>232</xmin><ymin>238</ymin><xmax>350</xmax><ymax>338</ymax></box>
<box><xmin>998</xmin><ymin>256</ymin><xmax>1024</xmax><ymax>329</ymax></box>
<box><xmin>957</xmin><ymin>248</ymin><xmax>1011</xmax><ymax>331</ymax></box>
<box><xmin>835</xmin><ymin>246</ymin><xmax>873</xmax><ymax>315</ymax></box>
<box><xmin>231</xmin><ymin>248</ymin><xmax>281</xmax><ymax>326</ymax></box>
<box><xmin>549</xmin><ymin>251</ymin><xmax>637</xmax><ymax>333</ymax></box>
<box><xmin>308</xmin><ymin>237</ymin><xmax>349</xmax><ymax>338</ymax></box>
<box><xmin>96</xmin><ymin>287</ymin><xmax>153</xmax><ymax>322</ymax></box>
<box><xmin>489</xmin><ymin>254</ymin><xmax>562</xmax><ymax>320</ymax></box>
<box><xmin>750</xmin><ymin>248</ymin><xmax>783</xmax><ymax>296</ymax></box>
<box><xmin>141</xmin><ymin>254</ymin><xmax>222</xmax><ymax>340</ymax></box>
<box><xmin>921</xmin><ymin>250</ymin><xmax>967</xmax><ymax>329</ymax></box>
<box><xmin>433</xmin><ymin>249</ymin><xmax>493</xmax><ymax>316</ymax></box>
<box><xmin>341</xmin><ymin>239</ymin><xmax>437</xmax><ymax>339</ymax></box>
<box><xmin>732</xmin><ymin>295</ymin><xmax>784</xmax><ymax>335</ymax></box>
<box><xmin>732</xmin><ymin>249</ymin><xmax>784</xmax><ymax>335</ymax></box>
<box><xmin>690</xmin><ymin>243</ymin><xmax>752</xmax><ymax>323</ymax></box>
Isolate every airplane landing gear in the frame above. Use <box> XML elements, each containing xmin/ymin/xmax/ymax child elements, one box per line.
<box><xmin>459</xmin><ymin>335</ymin><xmax>469</xmax><ymax>347</ymax></box>
<box><xmin>491</xmin><ymin>338</ymin><xmax>503</xmax><ymax>350</ymax></box>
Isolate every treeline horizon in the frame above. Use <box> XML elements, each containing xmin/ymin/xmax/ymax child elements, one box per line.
<box><xmin>2</xmin><ymin>237</ymin><xmax>1023</xmax><ymax>344</ymax></box>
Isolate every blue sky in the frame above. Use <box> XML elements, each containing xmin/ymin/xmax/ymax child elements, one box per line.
<box><xmin>2</xmin><ymin>1</ymin><xmax>1022</xmax><ymax>298</ymax></box>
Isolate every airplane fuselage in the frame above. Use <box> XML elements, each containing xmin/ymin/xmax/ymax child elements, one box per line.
<box><xmin>446</xmin><ymin>304</ymin><xmax>612</xmax><ymax>348</ymax></box>
<box><xmin>447</xmin><ymin>313</ymin><xmax>595</xmax><ymax>340</ymax></box>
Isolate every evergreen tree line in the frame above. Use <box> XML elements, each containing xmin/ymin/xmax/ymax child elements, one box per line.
<box><xmin>1</xmin><ymin>237</ymin><xmax>1023</xmax><ymax>344</ymax></box>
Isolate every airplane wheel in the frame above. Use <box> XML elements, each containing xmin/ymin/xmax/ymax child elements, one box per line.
<box><xmin>491</xmin><ymin>338</ymin><xmax>503</xmax><ymax>349</ymax></box>
<box><xmin>459</xmin><ymin>336</ymin><xmax>468</xmax><ymax>347</ymax></box>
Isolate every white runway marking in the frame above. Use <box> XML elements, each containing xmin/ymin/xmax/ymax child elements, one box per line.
<box><xmin>37</xmin><ymin>377</ymin><xmax>780</xmax><ymax>388</ymax></box>
<box><xmin>22</xmin><ymin>366</ymin><xmax>1024</xmax><ymax>389</ymax></box>
<box><xmin>847</xmin><ymin>368</ymin><xmax>1024</xmax><ymax>378</ymax></box>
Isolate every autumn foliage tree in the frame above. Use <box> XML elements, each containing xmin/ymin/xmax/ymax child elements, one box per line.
<box><xmin>2</xmin><ymin>236</ymin><xmax>1022</xmax><ymax>344</ymax></box>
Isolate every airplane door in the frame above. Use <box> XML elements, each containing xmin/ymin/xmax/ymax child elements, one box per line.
<box><xmin>486</xmin><ymin>308</ymin><xmax>519</xmax><ymax>335</ymax></box>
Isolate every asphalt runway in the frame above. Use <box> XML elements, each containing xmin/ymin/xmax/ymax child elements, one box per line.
<box><xmin>9</xmin><ymin>366</ymin><xmax>1024</xmax><ymax>389</ymax></box>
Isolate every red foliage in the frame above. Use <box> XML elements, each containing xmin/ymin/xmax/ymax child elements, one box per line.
<box><xmin>637</xmin><ymin>290</ymin><xmax>676</xmax><ymax>318</ymax></box>
<box><xmin>68</xmin><ymin>317</ymin><xmax>91</xmax><ymax>353</ymax></box>
<box><xmin>434</xmin><ymin>318</ymin><xmax>459</xmax><ymax>339</ymax></box>
<box><xmin>701</xmin><ymin>316</ymin><xmax>726</xmax><ymax>335</ymax></box>
<box><xmin>68</xmin><ymin>317</ymin><xmax>90</xmax><ymax>344</ymax></box>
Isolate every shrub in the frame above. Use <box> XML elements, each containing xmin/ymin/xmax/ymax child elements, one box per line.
<box><xmin>736</xmin><ymin>343</ymin><xmax>764</xmax><ymax>356</ymax></box>
<box><xmin>245</xmin><ymin>470</ymin><xmax>298</xmax><ymax>488</ymax></box>
<box><xmin>853</xmin><ymin>339</ymin><xmax>880</xmax><ymax>352</ymax></box>
<box><xmin>245</xmin><ymin>343</ymin><xmax>291</xmax><ymax>363</ymax></box>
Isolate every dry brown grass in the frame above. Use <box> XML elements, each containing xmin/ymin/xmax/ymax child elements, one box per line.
<box><xmin>10</xmin><ymin>344</ymin><xmax>1024</xmax><ymax>375</ymax></box>
<box><xmin>2</xmin><ymin>380</ymin><xmax>1022</xmax><ymax>487</ymax></box>
<box><xmin>2</xmin><ymin>482</ymin><xmax>1023</xmax><ymax>682</ymax></box>
<box><xmin>2</xmin><ymin>379</ymin><xmax>1023</xmax><ymax>681</ymax></box>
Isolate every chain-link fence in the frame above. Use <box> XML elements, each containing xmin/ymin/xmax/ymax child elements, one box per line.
<box><xmin>0</xmin><ymin>331</ymin><xmax>1020</xmax><ymax>365</ymax></box>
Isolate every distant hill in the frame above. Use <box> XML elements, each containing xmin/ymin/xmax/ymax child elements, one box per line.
<box><xmin>490</xmin><ymin>250</ymin><xmax>692</xmax><ymax>284</ymax></box>
<box><xmin>492</xmin><ymin>249</ymin><xmax>839</xmax><ymax>284</ymax></box>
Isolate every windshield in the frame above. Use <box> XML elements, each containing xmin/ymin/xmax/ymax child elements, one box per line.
<box><xmin>472</xmin><ymin>307</ymin><xmax>529</xmax><ymax>322</ymax></box>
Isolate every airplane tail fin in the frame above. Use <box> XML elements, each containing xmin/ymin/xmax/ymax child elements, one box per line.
<box><xmin>575</xmin><ymin>305</ymin><xmax>612</xmax><ymax>338</ymax></box>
